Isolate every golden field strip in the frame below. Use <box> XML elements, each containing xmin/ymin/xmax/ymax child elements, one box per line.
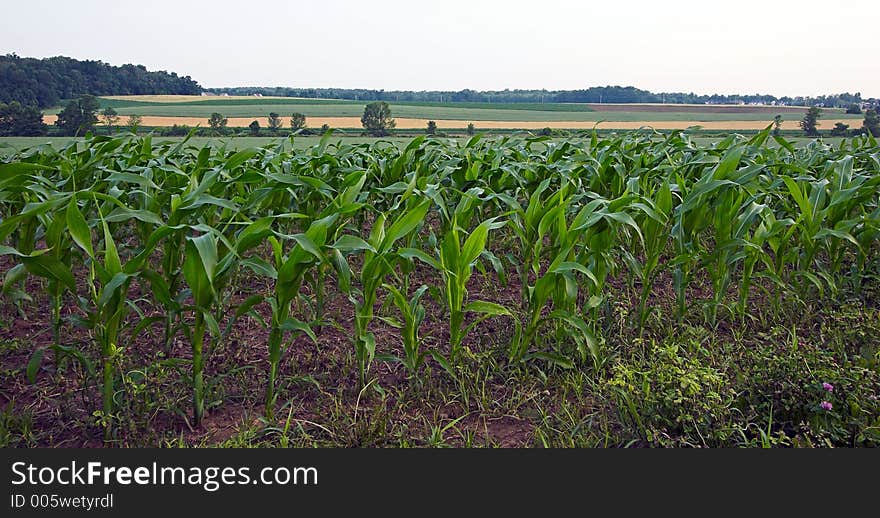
<box><xmin>42</xmin><ymin>114</ymin><xmax>860</xmax><ymax>131</ymax></box>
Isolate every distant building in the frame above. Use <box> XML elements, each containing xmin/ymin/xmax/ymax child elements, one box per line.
<box><xmin>253</xmin><ymin>93</ymin><xmax>263</xmax><ymax>97</ymax></box>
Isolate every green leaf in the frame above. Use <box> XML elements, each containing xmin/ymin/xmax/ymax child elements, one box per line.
<box><xmin>66</xmin><ymin>198</ymin><xmax>94</xmax><ymax>258</ymax></box>
<box><xmin>398</xmin><ymin>248</ymin><xmax>441</xmax><ymax>270</ymax></box>
<box><xmin>381</xmin><ymin>200</ymin><xmax>430</xmax><ymax>252</ymax></box>
<box><xmin>104</xmin><ymin>207</ymin><xmax>163</xmax><ymax>226</ymax></box>
<box><xmin>463</xmin><ymin>300</ymin><xmax>511</xmax><ymax>316</ymax></box>
<box><xmin>814</xmin><ymin>228</ymin><xmax>860</xmax><ymax>249</ymax></box>
<box><xmin>183</xmin><ymin>239</ymin><xmax>213</xmax><ymax>306</ymax></box>
<box><xmin>224</xmin><ymin>148</ymin><xmax>259</xmax><ymax>170</ymax></box>
<box><xmin>241</xmin><ymin>257</ymin><xmax>277</xmax><ymax>279</ymax></box>
<box><xmin>22</xmin><ymin>254</ymin><xmax>76</xmax><ymax>292</ymax></box>
<box><xmin>290</xmin><ymin>233</ymin><xmax>324</xmax><ymax>263</ymax></box>
<box><xmin>189</xmin><ymin>233</ymin><xmax>218</xmax><ymax>282</ymax></box>
<box><xmin>99</xmin><ymin>272</ymin><xmax>132</xmax><ymax>307</ymax></box>
<box><xmin>280</xmin><ymin>318</ymin><xmax>318</xmax><ymax>344</ymax></box>
<box><xmin>524</xmin><ymin>351</ymin><xmax>574</xmax><ymax>369</ymax></box>
<box><xmin>202</xmin><ymin>309</ymin><xmax>221</xmax><ymax>338</ymax></box>
<box><xmin>27</xmin><ymin>347</ymin><xmax>45</xmax><ymax>383</ymax></box>
<box><xmin>0</xmin><ymin>162</ymin><xmax>52</xmax><ymax>181</ymax></box>
<box><xmin>773</xmin><ymin>135</ymin><xmax>796</xmax><ymax>154</ymax></box>
<box><xmin>235</xmin><ymin>217</ymin><xmax>273</xmax><ymax>254</ymax></box>
<box><xmin>782</xmin><ymin>176</ymin><xmax>811</xmax><ymax>222</ymax></box>
<box><xmin>100</xmin><ymin>216</ymin><xmax>122</xmax><ymax>276</ymax></box>
<box><xmin>429</xmin><ymin>350</ymin><xmax>455</xmax><ymax>378</ymax></box>
<box><xmin>0</xmin><ymin>246</ymin><xmax>47</xmax><ymax>257</ymax></box>
<box><xmin>332</xmin><ymin>235</ymin><xmax>375</xmax><ymax>253</ymax></box>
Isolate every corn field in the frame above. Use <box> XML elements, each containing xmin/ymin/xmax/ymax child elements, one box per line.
<box><xmin>2</xmin><ymin>128</ymin><xmax>879</xmax><ymax>446</ymax></box>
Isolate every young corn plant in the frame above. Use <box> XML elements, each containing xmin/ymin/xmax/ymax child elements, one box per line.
<box><xmin>67</xmin><ymin>196</ymin><xmax>143</xmax><ymax>438</ymax></box>
<box><xmin>241</xmin><ymin>176</ymin><xmax>367</xmax><ymax>419</ymax></box>
<box><xmin>181</xmin><ymin>229</ymin><xmax>239</xmax><ymax>426</ymax></box>
<box><xmin>630</xmin><ymin>182</ymin><xmax>673</xmax><ymax>328</ymax></box>
<box><xmin>402</xmin><ymin>213</ymin><xmax>515</xmax><ymax>371</ymax></box>
<box><xmin>351</xmin><ymin>198</ymin><xmax>431</xmax><ymax>389</ymax></box>
<box><xmin>382</xmin><ymin>284</ymin><xmax>429</xmax><ymax>376</ymax></box>
<box><xmin>516</xmin><ymin>196</ymin><xmax>626</xmax><ymax>368</ymax></box>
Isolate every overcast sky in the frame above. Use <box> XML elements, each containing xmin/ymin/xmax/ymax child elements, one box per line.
<box><xmin>2</xmin><ymin>0</ymin><xmax>878</xmax><ymax>97</ymax></box>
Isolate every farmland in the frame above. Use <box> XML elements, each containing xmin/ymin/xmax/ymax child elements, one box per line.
<box><xmin>1</xmin><ymin>129</ymin><xmax>879</xmax><ymax>448</ymax></box>
<box><xmin>38</xmin><ymin>95</ymin><xmax>865</xmax><ymax>130</ymax></box>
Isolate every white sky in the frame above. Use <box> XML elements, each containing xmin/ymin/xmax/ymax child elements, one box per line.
<box><xmin>2</xmin><ymin>0</ymin><xmax>878</xmax><ymax>97</ymax></box>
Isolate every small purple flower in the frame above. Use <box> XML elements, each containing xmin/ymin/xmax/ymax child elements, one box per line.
<box><xmin>820</xmin><ymin>401</ymin><xmax>833</xmax><ymax>411</ymax></box>
<box><xmin>822</xmin><ymin>382</ymin><xmax>834</xmax><ymax>392</ymax></box>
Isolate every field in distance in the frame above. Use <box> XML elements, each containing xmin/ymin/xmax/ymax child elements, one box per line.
<box><xmin>39</xmin><ymin>95</ymin><xmax>863</xmax><ymax>130</ymax></box>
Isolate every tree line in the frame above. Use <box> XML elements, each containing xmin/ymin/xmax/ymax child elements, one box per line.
<box><xmin>207</xmin><ymin>85</ymin><xmax>875</xmax><ymax>109</ymax></box>
<box><xmin>0</xmin><ymin>54</ymin><xmax>201</xmax><ymax>108</ymax></box>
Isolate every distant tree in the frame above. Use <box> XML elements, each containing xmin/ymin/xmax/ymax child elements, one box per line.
<box><xmin>864</xmin><ymin>109</ymin><xmax>880</xmax><ymax>137</ymax></box>
<box><xmin>290</xmin><ymin>112</ymin><xmax>306</xmax><ymax>131</ymax></box>
<box><xmin>267</xmin><ymin>112</ymin><xmax>282</xmax><ymax>133</ymax></box>
<box><xmin>126</xmin><ymin>114</ymin><xmax>143</xmax><ymax>133</ymax></box>
<box><xmin>830</xmin><ymin>122</ymin><xmax>850</xmax><ymax>136</ymax></box>
<box><xmin>466</xmin><ymin>122</ymin><xmax>475</xmax><ymax>135</ymax></box>
<box><xmin>0</xmin><ymin>101</ymin><xmax>47</xmax><ymax>136</ymax></box>
<box><xmin>320</xmin><ymin>123</ymin><xmax>330</xmax><ymax>134</ymax></box>
<box><xmin>361</xmin><ymin>101</ymin><xmax>395</xmax><ymax>136</ymax></box>
<box><xmin>800</xmin><ymin>106</ymin><xmax>821</xmax><ymax>136</ymax></box>
<box><xmin>539</xmin><ymin>127</ymin><xmax>553</xmax><ymax>136</ymax></box>
<box><xmin>162</xmin><ymin>124</ymin><xmax>190</xmax><ymax>136</ymax></box>
<box><xmin>426</xmin><ymin>120</ymin><xmax>437</xmax><ymax>135</ymax></box>
<box><xmin>208</xmin><ymin>112</ymin><xmax>228</xmax><ymax>135</ymax></box>
<box><xmin>100</xmin><ymin>107</ymin><xmax>119</xmax><ymax>134</ymax></box>
<box><xmin>845</xmin><ymin>104</ymin><xmax>862</xmax><ymax>114</ymax></box>
<box><xmin>248</xmin><ymin>120</ymin><xmax>261</xmax><ymax>136</ymax></box>
<box><xmin>55</xmin><ymin>94</ymin><xmax>99</xmax><ymax>136</ymax></box>
<box><xmin>773</xmin><ymin>114</ymin><xmax>783</xmax><ymax>135</ymax></box>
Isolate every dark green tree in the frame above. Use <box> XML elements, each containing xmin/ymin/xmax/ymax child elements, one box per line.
<box><xmin>773</xmin><ymin>114</ymin><xmax>783</xmax><ymax>136</ymax></box>
<box><xmin>100</xmin><ymin>107</ymin><xmax>119</xmax><ymax>134</ymax></box>
<box><xmin>207</xmin><ymin>112</ymin><xmax>228</xmax><ymax>135</ymax></box>
<box><xmin>361</xmin><ymin>101</ymin><xmax>395</xmax><ymax>136</ymax></box>
<box><xmin>466</xmin><ymin>122</ymin><xmax>475</xmax><ymax>135</ymax></box>
<box><xmin>800</xmin><ymin>106</ymin><xmax>821</xmax><ymax>136</ymax></box>
<box><xmin>829</xmin><ymin>122</ymin><xmax>849</xmax><ymax>136</ymax></box>
<box><xmin>863</xmin><ymin>109</ymin><xmax>880</xmax><ymax>137</ymax></box>
<box><xmin>55</xmin><ymin>94</ymin><xmax>99</xmax><ymax>136</ymax></box>
<box><xmin>290</xmin><ymin>112</ymin><xmax>306</xmax><ymax>131</ymax></box>
<box><xmin>426</xmin><ymin>120</ymin><xmax>437</xmax><ymax>135</ymax></box>
<box><xmin>0</xmin><ymin>101</ymin><xmax>47</xmax><ymax>136</ymax></box>
<box><xmin>267</xmin><ymin>112</ymin><xmax>282</xmax><ymax>133</ymax></box>
<box><xmin>320</xmin><ymin>123</ymin><xmax>330</xmax><ymax>134</ymax></box>
<box><xmin>845</xmin><ymin>104</ymin><xmax>862</xmax><ymax>114</ymax></box>
<box><xmin>248</xmin><ymin>120</ymin><xmax>261</xmax><ymax>136</ymax></box>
